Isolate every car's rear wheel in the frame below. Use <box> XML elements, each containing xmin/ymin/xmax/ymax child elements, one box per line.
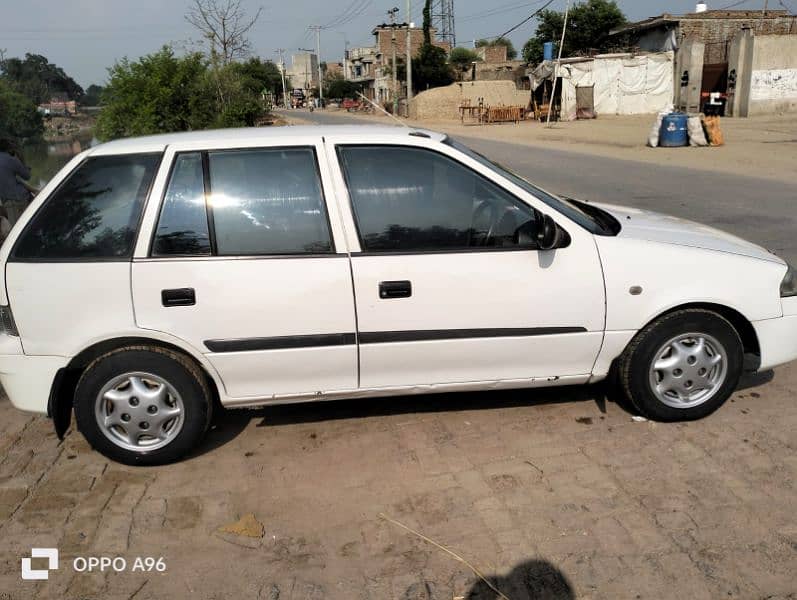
<box><xmin>74</xmin><ymin>346</ymin><xmax>212</xmax><ymax>465</ymax></box>
<box><xmin>619</xmin><ymin>309</ymin><xmax>743</xmax><ymax>421</ymax></box>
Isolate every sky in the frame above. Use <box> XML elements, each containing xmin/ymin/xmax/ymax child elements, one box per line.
<box><xmin>0</xmin><ymin>0</ymin><xmax>785</xmax><ymax>87</ymax></box>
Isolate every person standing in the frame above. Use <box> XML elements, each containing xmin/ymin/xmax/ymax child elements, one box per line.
<box><xmin>0</xmin><ymin>139</ymin><xmax>35</xmax><ymax>240</ymax></box>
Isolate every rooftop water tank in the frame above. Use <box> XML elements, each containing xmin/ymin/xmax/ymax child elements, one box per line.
<box><xmin>696</xmin><ymin>2</ymin><xmax>707</xmax><ymax>13</ymax></box>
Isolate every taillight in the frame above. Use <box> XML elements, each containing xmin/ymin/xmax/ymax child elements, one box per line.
<box><xmin>0</xmin><ymin>305</ymin><xmax>18</xmax><ymax>336</ymax></box>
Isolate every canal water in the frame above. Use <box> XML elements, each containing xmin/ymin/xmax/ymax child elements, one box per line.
<box><xmin>22</xmin><ymin>131</ymin><xmax>97</xmax><ymax>190</ymax></box>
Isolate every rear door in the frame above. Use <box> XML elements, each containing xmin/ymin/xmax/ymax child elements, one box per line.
<box><xmin>131</xmin><ymin>136</ymin><xmax>357</xmax><ymax>400</ymax></box>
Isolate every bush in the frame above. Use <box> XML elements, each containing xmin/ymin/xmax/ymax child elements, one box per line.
<box><xmin>0</xmin><ymin>79</ymin><xmax>44</xmax><ymax>141</ymax></box>
<box><xmin>96</xmin><ymin>46</ymin><xmax>269</xmax><ymax>141</ymax></box>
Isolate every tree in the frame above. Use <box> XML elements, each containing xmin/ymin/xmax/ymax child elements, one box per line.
<box><xmin>476</xmin><ymin>37</ymin><xmax>517</xmax><ymax>60</ymax></box>
<box><xmin>230</xmin><ymin>57</ymin><xmax>283</xmax><ymax>96</ymax></box>
<box><xmin>186</xmin><ymin>0</ymin><xmax>263</xmax><ymax>64</ymax></box>
<box><xmin>412</xmin><ymin>0</ymin><xmax>453</xmax><ymax>91</ymax></box>
<box><xmin>522</xmin><ymin>0</ymin><xmax>626</xmax><ymax>64</ymax></box>
<box><xmin>324</xmin><ymin>74</ymin><xmax>361</xmax><ymax>99</ymax></box>
<box><xmin>81</xmin><ymin>84</ymin><xmax>105</xmax><ymax>106</ymax></box>
<box><xmin>449</xmin><ymin>47</ymin><xmax>480</xmax><ymax>80</ymax></box>
<box><xmin>0</xmin><ymin>79</ymin><xmax>44</xmax><ymax>141</ymax></box>
<box><xmin>0</xmin><ymin>53</ymin><xmax>84</xmax><ymax>104</ymax></box>
<box><xmin>96</xmin><ymin>46</ymin><xmax>265</xmax><ymax>141</ymax></box>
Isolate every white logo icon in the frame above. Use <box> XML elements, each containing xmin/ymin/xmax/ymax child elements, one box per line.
<box><xmin>21</xmin><ymin>548</ymin><xmax>59</xmax><ymax>580</ymax></box>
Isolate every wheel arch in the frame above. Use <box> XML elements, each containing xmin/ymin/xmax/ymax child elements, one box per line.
<box><xmin>49</xmin><ymin>336</ymin><xmax>223</xmax><ymax>440</ymax></box>
<box><xmin>645</xmin><ymin>302</ymin><xmax>760</xmax><ymax>359</ymax></box>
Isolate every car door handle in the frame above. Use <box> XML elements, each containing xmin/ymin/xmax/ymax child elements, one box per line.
<box><xmin>161</xmin><ymin>288</ymin><xmax>196</xmax><ymax>307</ymax></box>
<box><xmin>379</xmin><ymin>280</ymin><xmax>412</xmax><ymax>299</ymax></box>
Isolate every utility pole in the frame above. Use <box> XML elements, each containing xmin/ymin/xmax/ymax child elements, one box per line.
<box><xmin>546</xmin><ymin>0</ymin><xmax>571</xmax><ymax>128</ymax></box>
<box><xmin>337</xmin><ymin>32</ymin><xmax>349</xmax><ymax>81</ymax></box>
<box><xmin>389</xmin><ymin>7</ymin><xmax>399</xmax><ymax>108</ymax></box>
<box><xmin>762</xmin><ymin>0</ymin><xmax>769</xmax><ymax>21</ymax></box>
<box><xmin>275</xmin><ymin>49</ymin><xmax>289</xmax><ymax>109</ymax></box>
<box><xmin>309</xmin><ymin>25</ymin><xmax>324</xmax><ymax>107</ymax></box>
<box><xmin>406</xmin><ymin>0</ymin><xmax>413</xmax><ymax>107</ymax></box>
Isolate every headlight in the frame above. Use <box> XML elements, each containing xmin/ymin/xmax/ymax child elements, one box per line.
<box><xmin>781</xmin><ymin>264</ymin><xmax>797</xmax><ymax>298</ymax></box>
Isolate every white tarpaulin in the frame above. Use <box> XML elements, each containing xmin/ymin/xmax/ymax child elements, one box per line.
<box><xmin>534</xmin><ymin>52</ymin><xmax>674</xmax><ymax>121</ymax></box>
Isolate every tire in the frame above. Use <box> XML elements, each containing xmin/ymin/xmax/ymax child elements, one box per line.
<box><xmin>74</xmin><ymin>346</ymin><xmax>213</xmax><ymax>465</ymax></box>
<box><xmin>618</xmin><ymin>309</ymin><xmax>743</xmax><ymax>422</ymax></box>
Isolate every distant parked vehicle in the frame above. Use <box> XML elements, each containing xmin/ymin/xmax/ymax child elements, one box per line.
<box><xmin>1</xmin><ymin>125</ymin><xmax>795</xmax><ymax>465</ymax></box>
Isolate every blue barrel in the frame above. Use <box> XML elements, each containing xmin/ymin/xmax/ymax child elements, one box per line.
<box><xmin>543</xmin><ymin>42</ymin><xmax>554</xmax><ymax>61</ymax></box>
<box><xmin>659</xmin><ymin>112</ymin><xmax>689</xmax><ymax>147</ymax></box>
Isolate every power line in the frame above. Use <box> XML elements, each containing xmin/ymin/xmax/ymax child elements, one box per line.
<box><xmin>485</xmin><ymin>0</ymin><xmax>556</xmax><ymax>41</ymax></box>
<box><xmin>717</xmin><ymin>0</ymin><xmax>755</xmax><ymax>9</ymax></box>
<box><xmin>460</xmin><ymin>0</ymin><xmax>548</xmax><ymax>24</ymax></box>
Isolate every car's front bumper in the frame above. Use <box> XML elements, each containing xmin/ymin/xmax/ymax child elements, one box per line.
<box><xmin>0</xmin><ymin>345</ymin><xmax>67</xmax><ymax>414</ymax></box>
<box><xmin>753</xmin><ymin>297</ymin><xmax>797</xmax><ymax>372</ymax></box>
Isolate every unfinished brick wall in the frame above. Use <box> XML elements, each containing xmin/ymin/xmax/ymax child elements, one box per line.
<box><xmin>678</xmin><ymin>12</ymin><xmax>797</xmax><ymax>63</ymax></box>
<box><xmin>476</xmin><ymin>45</ymin><xmax>508</xmax><ymax>63</ymax></box>
<box><xmin>374</xmin><ymin>27</ymin><xmax>431</xmax><ymax>59</ymax></box>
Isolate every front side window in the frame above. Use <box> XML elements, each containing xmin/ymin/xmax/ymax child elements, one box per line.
<box><xmin>338</xmin><ymin>145</ymin><xmax>537</xmax><ymax>253</ymax></box>
<box><xmin>207</xmin><ymin>148</ymin><xmax>332</xmax><ymax>256</ymax></box>
<box><xmin>152</xmin><ymin>152</ymin><xmax>211</xmax><ymax>256</ymax></box>
<box><xmin>13</xmin><ymin>153</ymin><xmax>160</xmax><ymax>260</ymax></box>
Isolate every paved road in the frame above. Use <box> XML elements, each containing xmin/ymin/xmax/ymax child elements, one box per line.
<box><xmin>283</xmin><ymin>109</ymin><xmax>797</xmax><ymax>264</ymax></box>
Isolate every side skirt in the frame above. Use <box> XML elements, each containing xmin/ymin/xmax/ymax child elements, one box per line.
<box><xmin>220</xmin><ymin>374</ymin><xmax>592</xmax><ymax>409</ymax></box>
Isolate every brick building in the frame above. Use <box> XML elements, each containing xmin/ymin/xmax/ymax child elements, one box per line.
<box><xmin>372</xmin><ymin>24</ymin><xmax>439</xmax><ymax>59</ymax></box>
<box><xmin>610</xmin><ymin>9</ymin><xmax>797</xmax><ymax>114</ymax></box>
<box><xmin>476</xmin><ymin>45</ymin><xmax>508</xmax><ymax>63</ymax></box>
<box><xmin>611</xmin><ymin>9</ymin><xmax>797</xmax><ymax>63</ymax></box>
<box><xmin>345</xmin><ymin>24</ymin><xmax>448</xmax><ymax>104</ymax></box>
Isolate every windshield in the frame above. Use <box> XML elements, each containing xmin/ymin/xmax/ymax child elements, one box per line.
<box><xmin>443</xmin><ymin>137</ymin><xmax>608</xmax><ymax>235</ymax></box>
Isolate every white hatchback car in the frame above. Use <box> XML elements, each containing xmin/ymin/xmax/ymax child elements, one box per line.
<box><xmin>1</xmin><ymin>125</ymin><xmax>796</xmax><ymax>464</ymax></box>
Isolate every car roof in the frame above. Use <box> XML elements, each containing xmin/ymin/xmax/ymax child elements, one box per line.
<box><xmin>87</xmin><ymin>125</ymin><xmax>447</xmax><ymax>155</ymax></box>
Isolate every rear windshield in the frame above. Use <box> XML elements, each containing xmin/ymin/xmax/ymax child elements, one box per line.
<box><xmin>12</xmin><ymin>153</ymin><xmax>161</xmax><ymax>260</ymax></box>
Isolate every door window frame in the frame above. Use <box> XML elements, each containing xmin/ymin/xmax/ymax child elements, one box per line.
<box><xmin>333</xmin><ymin>142</ymin><xmax>570</xmax><ymax>256</ymax></box>
<box><xmin>9</xmin><ymin>152</ymin><xmax>163</xmax><ymax>263</ymax></box>
<box><xmin>143</xmin><ymin>143</ymin><xmax>344</xmax><ymax>260</ymax></box>
<box><xmin>335</xmin><ymin>142</ymin><xmax>558</xmax><ymax>256</ymax></box>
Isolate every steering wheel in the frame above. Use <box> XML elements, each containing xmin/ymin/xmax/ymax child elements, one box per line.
<box><xmin>472</xmin><ymin>200</ymin><xmax>498</xmax><ymax>246</ymax></box>
<box><xmin>473</xmin><ymin>200</ymin><xmax>516</xmax><ymax>247</ymax></box>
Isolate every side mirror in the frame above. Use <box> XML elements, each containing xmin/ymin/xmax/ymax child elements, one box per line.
<box><xmin>536</xmin><ymin>213</ymin><xmax>564</xmax><ymax>251</ymax></box>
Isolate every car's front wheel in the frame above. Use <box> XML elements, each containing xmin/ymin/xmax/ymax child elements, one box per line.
<box><xmin>619</xmin><ymin>309</ymin><xmax>743</xmax><ymax>421</ymax></box>
<box><xmin>74</xmin><ymin>346</ymin><xmax>213</xmax><ymax>465</ymax></box>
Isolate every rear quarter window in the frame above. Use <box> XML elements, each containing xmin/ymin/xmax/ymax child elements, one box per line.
<box><xmin>11</xmin><ymin>153</ymin><xmax>161</xmax><ymax>260</ymax></box>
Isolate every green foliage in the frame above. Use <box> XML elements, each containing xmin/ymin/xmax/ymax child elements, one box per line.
<box><xmin>423</xmin><ymin>0</ymin><xmax>433</xmax><ymax>46</ymax></box>
<box><xmin>96</xmin><ymin>46</ymin><xmax>268</xmax><ymax>141</ymax></box>
<box><xmin>413</xmin><ymin>44</ymin><xmax>453</xmax><ymax>91</ymax></box>
<box><xmin>0</xmin><ymin>79</ymin><xmax>44</xmax><ymax>142</ymax></box>
<box><xmin>81</xmin><ymin>84</ymin><xmax>105</xmax><ymax>106</ymax></box>
<box><xmin>413</xmin><ymin>0</ymin><xmax>453</xmax><ymax>91</ymax></box>
<box><xmin>0</xmin><ymin>53</ymin><xmax>84</xmax><ymax>104</ymax></box>
<box><xmin>325</xmin><ymin>75</ymin><xmax>361</xmax><ymax>99</ymax></box>
<box><xmin>229</xmin><ymin>58</ymin><xmax>284</xmax><ymax>97</ymax></box>
<box><xmin>449</xmin><ymin>48</ymin><xmax>480</xmax><ymax>80</ymax></box>
<box><xmin>522</xmin><ymin>0</ymin><xmax>626</xmax><ymax>64</ymax></box>
<box><xmin>475</xmin><ymin>38</ymin><xmax>517</xmax><ymax>60</ymax></box>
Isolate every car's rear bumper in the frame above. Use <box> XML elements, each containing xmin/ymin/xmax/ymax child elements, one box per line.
<box><xmin>0</xmin><ymin>352</ymin><xmax>68</xmax><ymax>414</ymax></box>
<box><xmin>753</xmin><ymin>299</ymin><xmax>797</xmax><ymax>371</ymax></box>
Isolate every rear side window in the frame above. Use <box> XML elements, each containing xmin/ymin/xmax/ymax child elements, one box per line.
<box><xmin>13</xmin><ymin>153</ymin><xmax>160</xmax><ymax>260</ymax></box>
<box><xmin>152</xmin><ymin>153</ymin><xmax>211</xmax><ymax>256</ymax></box>
<box><xmin>207</xmin><ymin>148</ymin><xmax>332</xmax><ymax>256</ymax></box>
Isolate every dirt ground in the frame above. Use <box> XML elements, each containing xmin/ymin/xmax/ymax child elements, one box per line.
<box><xmin>1</xmin><ymin>364</ymin><xmax>796</xmax><ymax>599</ymax></box>
<box><xmin>286</xmin><ymin>109</ymin><xmax>797</xmax><ymax>185</ymax></box>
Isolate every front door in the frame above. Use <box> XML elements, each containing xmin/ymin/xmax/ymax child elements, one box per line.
<box><xmin>132</xmin><ymin>140</ymin><xmax>357</xmax><ymax>399</ymax></box>
<box><xmin>329</xmin><ymin>139</ymin><xmax>606</xmax><ymax>389</ymax></box>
